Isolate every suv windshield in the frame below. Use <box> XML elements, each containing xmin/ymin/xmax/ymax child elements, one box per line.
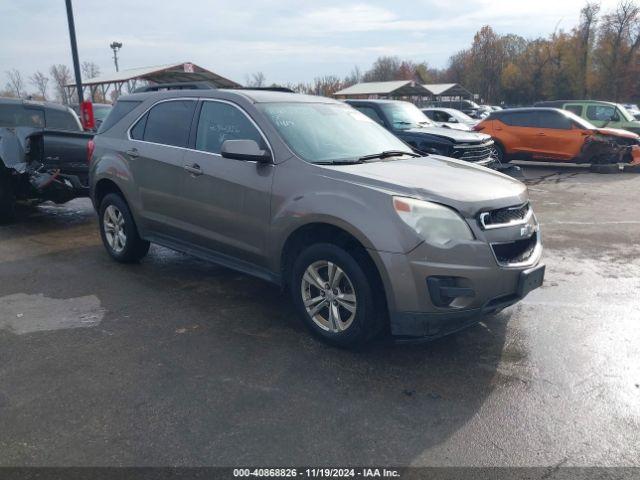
<box><xmin>259</xmin><ymin>103</ymin><xmax>413</xmax><ymax>164</ymax></box>
<box><xmin>445</xmin><ymin>109</ymin><xmax>475</xmax><ymax>124</ymax></box>
<box><xmin>380</xmin><ymin>102</ymin><xmax>434</xmax><ymax>130</ymax></box>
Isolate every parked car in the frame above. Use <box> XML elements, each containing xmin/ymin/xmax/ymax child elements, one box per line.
<box><xmin>0</xmin><ymin>98</ymin><xmax>94</xmax><ymax>222</ymax></box>
<box><xmin>345</xmin><ymin>100</ymin><xmax>497</xmax><ymax>166</ymax></box>
<box><xmin>428</xmin><ymin>100</ymin><xmax>482</xmax><ymax>118</ymax></box>
<box><xmin>474</xmin><ymin>107</ymin><xmax>640</xmax><ymax>164</ymax></box>
<box><xmin>534</xmin><ymin>100</ymin><xmax>640</xmax><ymax>135</ymax></box>
<box><xmin>421</xmin><ymin>107</ymin><xmax>477</xmax><ymax>130</ymax></box>
<box><xmin>90</xmin><ymin>89</ymin><xmax>544</xmax><ymax>347</ymax></box>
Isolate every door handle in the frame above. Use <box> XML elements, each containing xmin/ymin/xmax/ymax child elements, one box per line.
<box><xmin>126</xmin><ymin>148</ymin><xmax>139</xmax><ymax>158</ymax></box>
<box><xmin>537</xmin><ymin>133</ymin><xmax>546</xmax><ymax>136</ymax></box>
<box><xmin>45</xmin><ymin>156</ymin><xmax>60</xmax><ymax>162</ymax></box>
<box><xmin>184</xmin><ymin>163</ymin><xmax>203</xmax><ymax>176</ymax></box>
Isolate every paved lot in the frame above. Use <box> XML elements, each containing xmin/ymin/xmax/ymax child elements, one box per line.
<box><xmin>0</xmin><ymin>166</ymin><xmax>639</xmax><ymax>467</ymax></box>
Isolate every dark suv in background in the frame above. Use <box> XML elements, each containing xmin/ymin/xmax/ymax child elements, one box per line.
<box><xmin>90</xmin><ymin>89</ymin><xmax>544</xmax><ymax>347</ymax></box>
<box><xmin>346</xmin><ymin>99</ymin><xmax>497</xmax><ymax>166</ymax></box>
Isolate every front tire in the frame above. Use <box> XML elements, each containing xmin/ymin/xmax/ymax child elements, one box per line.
<box><xmin>490</xmin><ymin>142</ymin><xmax>508</xmax><ymax>163</ymax></box>
<box><xmin>291</xmin><ymin>243</ymin><xmax>383</xmax><ymax>348</ymax></box>
<box><xmin>98</xmin><ymin>193</ymin><xmax>150</xmax><ymax>263</ymax></box>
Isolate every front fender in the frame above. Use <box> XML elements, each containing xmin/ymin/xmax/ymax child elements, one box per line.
<box><xmin>266</xmin><ymin>168</ymin><xmax>422</xmax><ymax>274</ymax></box>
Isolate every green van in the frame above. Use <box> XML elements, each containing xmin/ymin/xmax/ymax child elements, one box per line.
<box><xmin>534</xmin><ymin>100</ymin><xmax>640</xmax><ymax>134</ymax></box>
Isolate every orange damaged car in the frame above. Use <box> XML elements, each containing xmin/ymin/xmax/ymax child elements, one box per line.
<box><xmin>474</xmin><ymin>108</ymin><xmax>640</xmax><ymax>165</ymax></box>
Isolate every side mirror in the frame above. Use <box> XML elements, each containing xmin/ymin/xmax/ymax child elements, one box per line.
<box><xmin>447</xmin><ymin>116</ymin><xmax>458</xmax><ymax>123</ymax></box>
<box><xmin>221</xmin><ymin>139</ymin><xmax>271</xmax><ymax>163</ymax></box>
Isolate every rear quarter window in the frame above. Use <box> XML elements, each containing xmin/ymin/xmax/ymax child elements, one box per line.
<box><xmin>98</xmin><ymin>100</ymin><xmax>142</xmax><ymax>133</ymax></box>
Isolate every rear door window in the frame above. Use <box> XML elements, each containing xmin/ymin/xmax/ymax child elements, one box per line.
<box><xmin>195</xmin><ymin>101</ymin><xmax>264</xmax><ymax>154</ymax></box>
<box><xmin>537</xmin><ymin>111</ymin><xmax>572</xmax><ymax>130</ymax></box>
<box><xmin>45</xmin><ymin>108</ymin><xmax>81</xmax><ymax>131</ymax></box>
<box><xmin>143</xmin><ymin>100</ymin><xmax>197</xmax><ymax>148</ymax></box>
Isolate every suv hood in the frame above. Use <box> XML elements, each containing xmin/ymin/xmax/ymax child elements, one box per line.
<box><xmin>402</xmin><ymin>126</ymin><xmax>491</xmax><ymax>144</ymax></box>
<box><xmin>593</xmin><ymin>127</ymin><xmax>639</xmax><ymax>140</ymax></box>
<box><xmin>324</xmin><ymin>156</ymin><xmax>527</xmax><ymax>217</ymax></box>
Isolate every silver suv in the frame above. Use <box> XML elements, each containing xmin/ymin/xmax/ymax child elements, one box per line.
<box><xmin>90</xmin><ymin>89</ymin><xmax>544</xmax><ymax>347</ymax></box>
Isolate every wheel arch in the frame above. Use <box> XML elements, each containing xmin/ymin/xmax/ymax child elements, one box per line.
<box><xmin>279</xmin><ymin>221</ymin><xmax>390</xmax><ymax>319</ymax></box>
<box><xmin>93</xmin><ymin>178</ymin><xmax>127</xmax><ymax>210</ymax></box>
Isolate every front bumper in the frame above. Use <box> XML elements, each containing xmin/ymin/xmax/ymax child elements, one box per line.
<box><xmin>376</xmin><ymin>212</ymin><xmax>544</xmax><ymax>340</ymax></box>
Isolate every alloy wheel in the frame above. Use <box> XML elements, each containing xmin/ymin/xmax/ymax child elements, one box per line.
<box><xmin>300</xmin><ymin>260</ymin><xmax>357</xmax><ymax>333</ymax></box>
<box><xmin>103</xmin><ymin>205</ymin><xmax>127</xmax><ymax>254</ymax></box>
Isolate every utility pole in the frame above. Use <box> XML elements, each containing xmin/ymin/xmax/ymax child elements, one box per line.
<box><xmin>110</xmin><ymin>41</ymin><xmax>123</xmax><ymax>72</ymax></box>
<box><xmin>65</xmin><ymin>0</ymin><xmax>83</xmax><ymax>104</ymax></box>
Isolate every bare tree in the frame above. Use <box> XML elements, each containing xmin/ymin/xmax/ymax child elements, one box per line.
<box><xmin>592</xmin><ymin>1</ymin><xmax>640</xmax><ymax>100</ymax></box>
<box><xmin>362</xmin><ymin>56</ymin><xmax>403</xmax><ymax>82</ymax></box>
<box><xmin>342</xmin><ymin>66</ymin><xmax>362</xmax><ymax>87</ymax></box>
<box><xmin>81</xmin><ymin>61</ymin><xmax>101</xmax><ymax>80</ymax></box>
<box><xmin>308</xmin><ymin>76</ymin><xmax>343</xmax><ymax>97</ymax></box>
<box><xmin>29</xmin><ymin>71</ymin><xmax>49</xmax><ymax>100</ymax></box>
<box><xmin>577</xmin><ymin>2</ymin><xmax>601</xmax><ymax>97</ymax></box>
<box><xmin>5</xmin><ymin>69</ymin><xmax>25</xmax><ymax>98</ymax></box>
<box><xmin>50</xmin><ymin>64</ymin><xmax>72</xmax><ymax>104</ymax></box>
<box><xmin>245</xmin><ymin>72</ymin><xmax>266</xmax><ymax>88</ymax></box>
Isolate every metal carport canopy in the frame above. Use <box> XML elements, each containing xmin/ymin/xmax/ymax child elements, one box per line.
<box><xmin>64</xmin><ymin>62</ymin><xmax>241</xmax><ymax>102</ymax></box>
<box><xmin>422</xmin><ymin>83</ymin><xmax>472</xmax><ymax>98</ymax></box>
<box><xmin>333</xmin><ymin>80</ymin><xmax>431</xmax><ymax>98</ymax></box>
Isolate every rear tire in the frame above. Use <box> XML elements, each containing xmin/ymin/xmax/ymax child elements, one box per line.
<box><xmin>290</xmin><ymin>243</ymin><xmax>384</xmax><ymax>348</ymax></box>
<box><xmin>0</xmin><ymin>172</ymin><xmax>16</xmax><ymax>224</ymax></box>
<box><xmin>98</xmin><ymin>193</ymin><xmax>150</xmax><ymax>263</ymax></box>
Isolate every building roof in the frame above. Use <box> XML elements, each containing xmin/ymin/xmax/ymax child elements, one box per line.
<box><xmin>333</xmin><ymin>80</ymin><xmax>431</xmax><ymax>97</ymax></box>
<box><xmin>423</xmin><ymin>83</ymin><xmax>471</xmax><ymax>97</ymax></box>
<box><xmin>66</xmin><ymin>62</ymin><xmax>240</xmax><ymax>88</ymax></box>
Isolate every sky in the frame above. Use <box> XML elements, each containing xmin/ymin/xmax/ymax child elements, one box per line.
<box><xmin>0</xmin><ymin>0</ymin><xmax>622</xmax><ymax>90</ymax></box>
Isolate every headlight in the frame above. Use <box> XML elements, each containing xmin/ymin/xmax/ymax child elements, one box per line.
<box><xmin>393</xmin><ymin>197</ymin><xmax>474</xmax><ymax>246</ymax></box>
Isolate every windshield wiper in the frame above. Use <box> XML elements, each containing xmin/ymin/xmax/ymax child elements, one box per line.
<box><xmin>314</xmin><ymin>159</ymin><xmax>364</xmax><ymax>165</ymax></box>
<box><xmin>358</xmin><ymin>150</ymin><xmax>421</xmax><ymax>162</ymax></box>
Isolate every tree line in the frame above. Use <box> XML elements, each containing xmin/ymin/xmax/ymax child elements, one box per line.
<box><xmin>6</xmin><ymin>1</ymin><xmax>639</xmax><ymax>106</ymax></box>
<box><xmin>247</xmin><ymin>1</ymin><xmax>640</xmax><ymax>105</ymax></box>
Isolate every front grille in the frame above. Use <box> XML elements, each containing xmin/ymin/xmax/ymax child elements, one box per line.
<box><xmin>481</xmin><ymin>203</ymin><xmax>530</xmax><ymax>228</ymax></box>
<box><xmin>452</xmin><ymin>140</ymin><xmax>494</xmax><ymax>163</ymax></box>
<box><xmin>492</xmin><ymin>232</ymin><xmax>538</xmax><ymax>265</ymax></box>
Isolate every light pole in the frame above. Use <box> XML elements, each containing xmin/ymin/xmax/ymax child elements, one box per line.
<box><xmin>110</xmin><ymin>41</ymin><xmax>122</xmax><ymax>72</ymax></box>
<box><xmin>65</xmin><ymin>0</ymin><xmax>83</xmax><ymax>104</ymax></box>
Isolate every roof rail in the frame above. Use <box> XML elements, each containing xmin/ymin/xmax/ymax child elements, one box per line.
<box><xmin>231</xmin><ymin>86</ymin><xmax>295</xmax><ymax>93</ymax></box>
<box><xmin>134</xmin><ymin>81</ymin><xmax>217</xmax><ymax>93</ymax></box>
